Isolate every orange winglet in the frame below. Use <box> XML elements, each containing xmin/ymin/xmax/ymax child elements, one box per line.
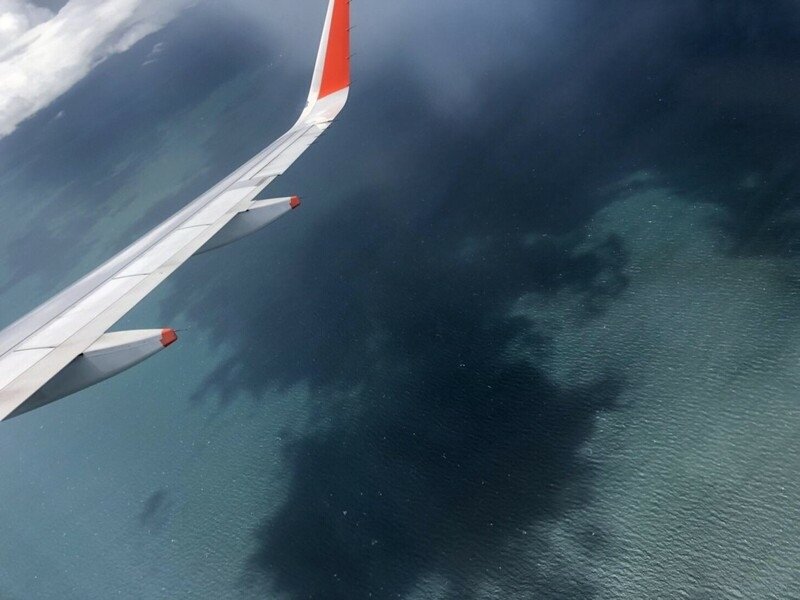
<box><xmin>318</xmin><ymin>0</ymin><xmax>350</xmax><ymax>99</ymax></box>
<box><xmin>290</xmin><ymin>195</ymin><xmax>301</xmax><ymax>209</ymax></box>
<box><xmin>160</xmin><ymin>328</ymin><xmax>178</xmax><ymax>348</ymax></box>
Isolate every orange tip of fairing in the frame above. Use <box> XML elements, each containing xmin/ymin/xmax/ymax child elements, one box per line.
<box><xmin>160</xmin><ymin>328</ymin><xmax>178</xmax><ymax>348</ymax></box>
<box><xmin>290</xmin><ymin>196</ymin><xmax>301</xmax><ymax>209</ymax></box>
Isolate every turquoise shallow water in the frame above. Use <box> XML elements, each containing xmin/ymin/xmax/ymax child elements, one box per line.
<box><xmin>514</xmin><ymin>186</ymin><xmax>800</xmax><ymax>597</ymax></box>
<box><xmin>1</xmin><ymin>1</ymin><xmax>800</xmax><ymax>598</ymax></box>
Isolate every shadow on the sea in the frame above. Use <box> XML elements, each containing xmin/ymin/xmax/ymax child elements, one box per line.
<box><xmin>246</xmin><ymin>347</ymin><xmax>620</xmax><ymax>599</ymax></box>
<box><xmin>157</xmin><ymin>1</ymin><xmax>800</xmax><ymax>595</ymax></box>
<box><xmin>597</xmin><ymin>1</ymin><xmax>800</xmax><ymax>261</ymax></box>
<box><xmin>169</xmin><ymin>177</ymin><xmax>627</xmax><ymax>598</ymax></box>
<box><xmin>161</xmin><ymin>1</ymin><xmax>800</xmax><ymax>592</ymax></box>
<box><xmin>139</xmin><ymin>489</ymin><xmax>174</xmax><ymax>533</ymax></box>
<box><xmin>152</xmin><ymin>17</ymin><xmax>640</xmax><ymax>594</ymax></box>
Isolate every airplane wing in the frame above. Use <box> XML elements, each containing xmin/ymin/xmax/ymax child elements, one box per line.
<box><xmin>0</xmin><ymin>0</ymin><xmax>350</xmax><ymax>421</ymax></box>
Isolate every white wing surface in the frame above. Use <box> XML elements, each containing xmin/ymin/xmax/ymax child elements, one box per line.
<box><xmin>0</xmin><ymin>0</ymin><xmax>351</xmax><ymax>420</ymax></box>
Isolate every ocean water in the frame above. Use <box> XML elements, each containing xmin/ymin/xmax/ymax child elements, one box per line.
<box><xmin>515</xmin><ymin>185</ymin><xmax>800</xmax><ymax>597</ymax></box>
<box><xmin>1</xmin><ymin>1</ymin><xmax>800</xmax><ymax>598</ymax></box>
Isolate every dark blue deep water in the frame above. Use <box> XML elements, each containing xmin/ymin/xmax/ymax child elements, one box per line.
<box><xmin>1</xmin><ymin>1</ymin><xmax>800</xmax><ymax>598</ymax></box>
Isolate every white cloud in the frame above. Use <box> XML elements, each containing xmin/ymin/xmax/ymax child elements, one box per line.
<box><xmin>0</xmin><ymin>0</ymin><xmax>52</xmax><ymax>47</ymax></box>
<box><xmin>142</xmin><ymin>40</ymin><xmax>165</xmax><ymax>66</ymax></box>
<box><xmin>0</xmin><ymin>0</ymin><xmax>193</xmax><ymax>139</ymax></box>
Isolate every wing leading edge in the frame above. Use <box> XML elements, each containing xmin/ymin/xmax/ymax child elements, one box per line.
<box><xmin>0</xmin><ymin>0</ymin><xmax>351</xmax><ymax>421</ymax></box>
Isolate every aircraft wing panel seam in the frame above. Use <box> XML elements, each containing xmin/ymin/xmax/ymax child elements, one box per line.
<box><xmin>0</xmin><ymin>126</ymin><xmax>309</xmax><ymax>359</ymax></box>
<box><xmin>0</xmin><ymin>207</ymin><xmax>244</xmax><ymax>416</ymax></box>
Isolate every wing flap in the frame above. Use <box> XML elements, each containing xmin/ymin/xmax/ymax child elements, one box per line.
<box><xmin>0</xmin><ymin>349</ymin><xmax>54</xmax><ymax>390</ymax></box>
<box><xmin>179</xmin><ymin>187</ymin><xmax>258</xmax><ymax>228</ymax></box>
<box><xmin>0</xmin><ymin>209</ymin><xmax>238</xmax><ymax>420</ymax></box>
<box><xmin>116</xmin><ymin>228</ymin><xmax>206</xmax><ymax>278</ymax></box>
<box><xmin>18</xmin><ymin>276</ymin><xmax>147</xmax><ymax>350</ymax></box>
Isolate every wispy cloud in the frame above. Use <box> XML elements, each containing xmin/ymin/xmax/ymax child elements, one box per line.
<box><xmin>0</xmin><ymin>0</ymin><xmax>193</xmax><ymax>139</ymax></box>
<box><xmin>0</xmin><ymin>0</ymin><xmax>52</xmax><ymax>47</ymax></box>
